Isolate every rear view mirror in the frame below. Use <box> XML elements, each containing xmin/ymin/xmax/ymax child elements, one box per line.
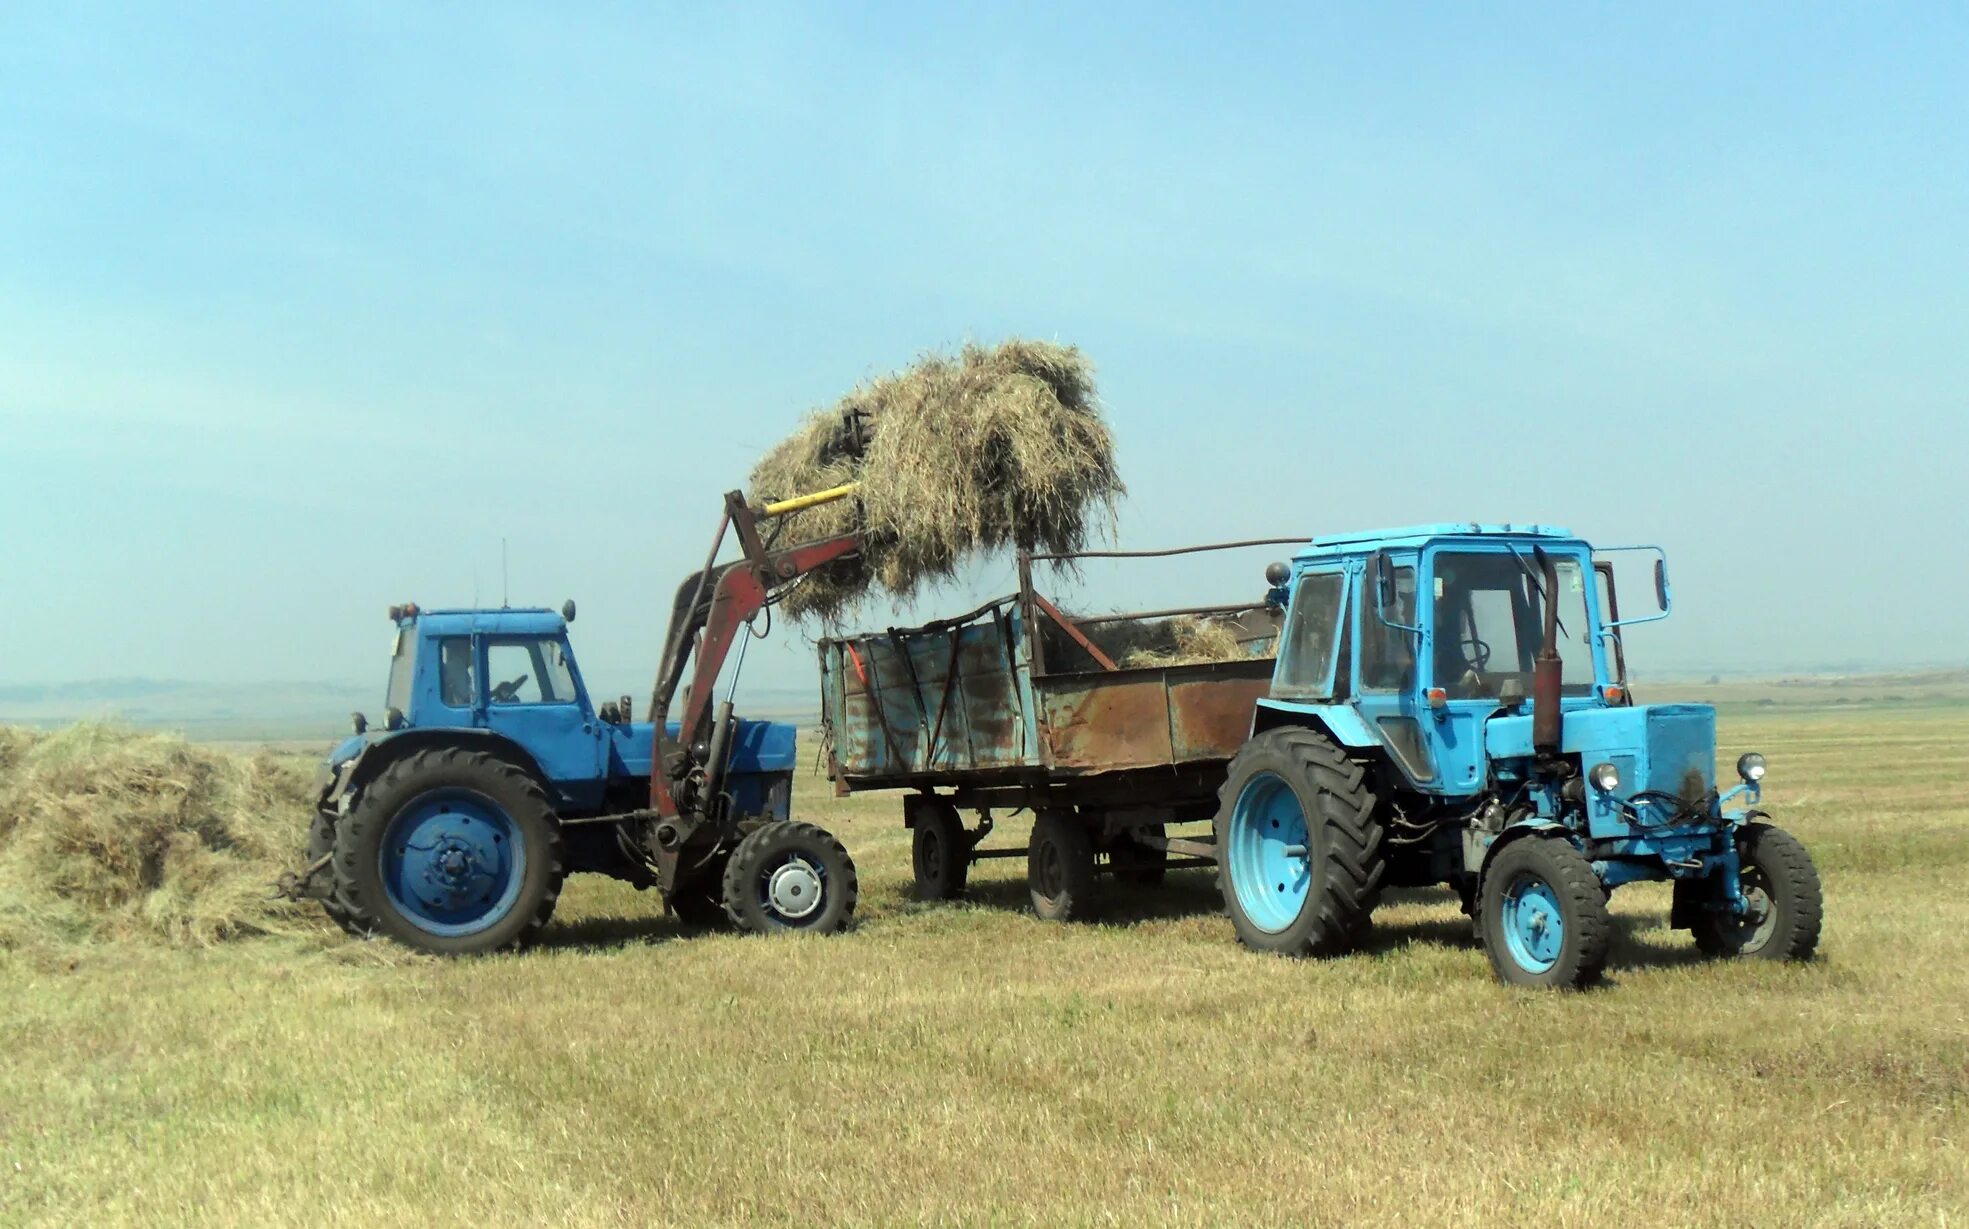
<box><xmin>1653</xmin><ymin>558</ymin><xmax>1670</xmax><ymax>612</ymax></box>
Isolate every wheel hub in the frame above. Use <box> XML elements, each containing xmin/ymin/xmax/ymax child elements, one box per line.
<box><xmin>767</xmin><ymin>859</ymin><xmax>824</xmax><ymax>920</ymax></box>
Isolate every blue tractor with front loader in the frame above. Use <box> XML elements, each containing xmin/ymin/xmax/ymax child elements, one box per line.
<box><xmin>285</xmin><ymin>488</ymin><xmax>874</xmax><ymax>955</ymax></box>
<box><xmin>1217</xmin><ymin>523</ymin><xmax>1822</xmax><ymax>987</ymax></box>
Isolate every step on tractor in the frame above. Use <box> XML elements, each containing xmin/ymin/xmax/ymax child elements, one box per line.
<box><xmin>284</xmin><ymin>488</ymin><xmax>869</xmax><ymax>955</ymax></box>
<box><xmin>1217</xmin><ymin>523</ymin><xmax>1822</xmax><ymax>987</ymax></box>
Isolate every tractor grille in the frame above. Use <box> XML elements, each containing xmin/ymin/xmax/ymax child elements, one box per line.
<box><xmin>1645</xmin><ymin>707</ymin><xmax>1716</xmax><ymax>804</ymax></box>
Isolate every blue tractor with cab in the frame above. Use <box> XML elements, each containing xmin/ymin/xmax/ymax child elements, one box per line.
<box><xmin>1217</xmin><ymin>523</ymin><xmax>1822</xmax><ymax>987</ymax></box>
<box><xmin>289</xmin><ymin>489</ymin><xmax>875</xmax><ymax>955</ymax></box>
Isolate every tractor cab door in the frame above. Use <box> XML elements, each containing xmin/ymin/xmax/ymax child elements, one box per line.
<box><xmin>478</xmin><ymin>635</ymin><xmax>603</xmax><ymax>806</ymax></box>
<box><xmin>1356</xmin><ymin>551</ymin><xmax>1437</xmax><ymax>786</ymax></box>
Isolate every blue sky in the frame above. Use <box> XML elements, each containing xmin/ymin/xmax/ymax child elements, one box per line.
<box><xmin>2</xmin><ymin>3</ymin><xmax>1964</xmax><ymax>698</ymax></box>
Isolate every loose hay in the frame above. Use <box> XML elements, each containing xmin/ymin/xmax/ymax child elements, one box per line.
<box><xmin>0</xmin><ymin>723</ymin><xmax>318</xmax><ymax>950</ymax></box>
<box><xmin>748</xmin><ymin>339</ymin><xmax>1124</xmax><ymax>620</ymax></box>
<box><xmin>1120</xmin><ymin>617</ymin><xmax>1256</xmax><ymax>668</ymax></box>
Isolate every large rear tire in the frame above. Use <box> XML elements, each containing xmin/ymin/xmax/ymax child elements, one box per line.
<box><xmin>1214</xmin><ymin>728</ymin><xmax>1383</xmax><ymax>956</ymax></box>
<box><xmin>1689</xmin><ymin>823</ymin><xmax>1823</xmax><ymax>961</ymax></box>
<box><xmin>332</xmin><ymin>748</ymin><xmax>564</xmax><ymax>956</ymax></box>
<box><xmin>1027</xmin><ymin>809</ymin><xmax>1095</xmax><ymax>921</ymax></box>
<box><xmin>721</xmin><ymin>822</ymin><xmax>858</xmax><ymax>934</ymax></box>
<box><xmin>1479</xmin><ymin>835</ymin><xmax>1610</xmax><ymax>989</ymax></box>
<box><xmin>309</xmin><ymin>808</ymin><xmax>372</xmax><ymax>938</ymax></box>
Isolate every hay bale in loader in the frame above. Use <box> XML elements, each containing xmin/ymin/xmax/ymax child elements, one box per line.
<box><xmin>747</xmin><ymin>339</ymin><xmax>1124</xmax><ymax>621</ymax></box>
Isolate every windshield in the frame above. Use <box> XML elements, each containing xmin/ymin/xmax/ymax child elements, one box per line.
<box><xmin>385</xmin><ymin>628</ymin><xmax>416</xmax><ymax>713</ymax></box>
<box><xmin>1431</xmin><ymin>551</ymin><xmax>1594</xmax><ymax>698</ymax></box>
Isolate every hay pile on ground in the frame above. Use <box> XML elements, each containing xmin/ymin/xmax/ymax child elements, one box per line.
<box><xmin>748</xmin><ymin>339</ymin><xmax>1124</xmax><ymax>620</ymax></box>
<box><xmin>1120</xmin><ymin>617</ymin><xmax>1254</xmax><ymax>668</ymax></box>
<box><xmin>0</xmin><ymin>723</ymin><xmax>318</xmax><ymax>950</ymax></box>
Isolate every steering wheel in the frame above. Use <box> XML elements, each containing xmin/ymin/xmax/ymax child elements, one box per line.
<box><xmin>1458</xmin><ymin>636</ymin><xmax>1493</xmax><ymax>673</ymax></box>
<box><xmin>490</xmin><ymin>674</ymin><xmax>529</xmax><ymax>704</ymax></box>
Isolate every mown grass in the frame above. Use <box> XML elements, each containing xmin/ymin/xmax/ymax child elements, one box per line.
<box><xmin>3</xmin><ymin>707</ymin><xmax>1965</xmax><ymax>1227</ymax></box>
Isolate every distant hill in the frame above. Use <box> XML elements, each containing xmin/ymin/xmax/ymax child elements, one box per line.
<box><xmin>0</xmin><ymin>678</ymin><xmax>822</xmax><ymax>742</ymax></box>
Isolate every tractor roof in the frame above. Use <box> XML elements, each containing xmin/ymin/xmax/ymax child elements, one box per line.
<box><xmin>401</xmin><ymin>607</ymin><xmax>567</xmax><ymax>637</ymax></box>
<box><xmin>1296</xmin><ymin>523</ymin><xmax>1576</xmax><ymax>560</ymax></box>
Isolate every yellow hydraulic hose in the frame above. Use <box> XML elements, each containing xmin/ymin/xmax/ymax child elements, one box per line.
<box><xmin>760</xmin><ymin>482</ymin><xmax>861</xmax><ymax>518</ymax></box>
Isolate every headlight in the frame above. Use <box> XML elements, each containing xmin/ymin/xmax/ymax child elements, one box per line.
<box><xmin>1589</xmin><ymin>761</ymin><xmax>1620</xmax><ymax>792</ymax></box>
<box><xmin>1737</xmin><ymin>752</ymin><xmax>1767</xmax><ymax>783</ymax></box>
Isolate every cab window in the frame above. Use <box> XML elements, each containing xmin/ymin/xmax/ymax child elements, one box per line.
<box><xmin>1431</xmin><ymin>551</ymin><xmax>1593</xmax><ymax>698</ymax></box>
<box><xmin>485</xmin><ymin>637</ymin><xmax>579</xmax><ymax>705</ymax></box>
<box><xmin>1359</xmin><ymin>566</ymin><xmax>1416</xmax><ymax>692</ymax></box>
<box><xmin>1275</xmin><ymin>571</ymin><xmax>1345</xmax><ymax>698</ymax></box>
<box><xmin>437</xmin><ymin>638</ymin><xmax>475</xmax><ymax>708</ymax></box>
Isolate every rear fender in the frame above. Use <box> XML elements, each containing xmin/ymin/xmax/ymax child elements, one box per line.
<box><xmin>324</xmin><ymin>730</ymin><xmax>551</xmax><ymax>817</ymax></box>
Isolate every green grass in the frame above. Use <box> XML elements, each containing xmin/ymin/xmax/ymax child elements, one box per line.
<box><xmin>4</xmin><ymin>707</ymin><xmax>1966</xmax><ymax>1226</ymax></box>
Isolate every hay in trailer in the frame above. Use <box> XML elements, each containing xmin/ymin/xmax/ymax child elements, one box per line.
<box><xmin>1119</xmin><ymin>617</ymin><xmax>1255</xmax><ymax>668</ymax></box>
<box><xmin>748</xmin><ymin>339</ymin><xmax>1124</xmax><ymax>620</ymax></box>
<box><xmin>0</xmin><ymin>723</ymin><xmax>319</xmax><ymax>950</ymax></box>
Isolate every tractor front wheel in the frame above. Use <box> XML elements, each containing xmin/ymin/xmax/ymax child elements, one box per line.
<box><xmin>1689</xmin><ymin>823</ymin><xmax>1823</xmax><ymax>961</ymax></box>
<box><xmin>721</xmin><ymin>822</ymin><xmax>858</xmax><ymax>934</ymax></box>
<box><xmin>332</xmin><ymin>749</ymin><xmax>564</xmax><ymax>956</ymax></box>
<box><xmin>1479</xmin><ymin>835</ymin><xmax>1610</xmax><ymax>989</ymax></box>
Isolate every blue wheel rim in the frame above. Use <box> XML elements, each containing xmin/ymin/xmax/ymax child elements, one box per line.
<box><xmin>379</xmin><ymin>788</ymin><xmax>527</xmax><ymax>937</ymax></box>
<box><xmin>1500</xmin><ymin>872</ymin><xmax>1565</xmax><ymax>974</ymax></box>
<box><xmin>1227</xmin><ymin>771</ymin><xmax>1312</xmax><ymax>933</ymax></box>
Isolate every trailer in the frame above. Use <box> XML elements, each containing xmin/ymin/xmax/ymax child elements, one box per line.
<box><xmin>818</xmin><ymin>539</ymin><xmax>1297</xmax><ymax>919</ymax></box>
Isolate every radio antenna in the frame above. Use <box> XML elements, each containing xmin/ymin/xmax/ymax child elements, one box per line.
<box><xmin>501</xmin><ymin>537</ymin><xmax>510</xmax><ymax>608</ymax></box>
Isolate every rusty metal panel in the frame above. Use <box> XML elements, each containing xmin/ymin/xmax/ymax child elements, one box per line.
<box><xmin>1041</xmin><ymin>660</ymin><xmax>1271</xmax><ymax>774</ymax></box>
<box><xmin>820</xmin><ymin>610</ymin><xmax>1040</xmax><ymax>782</ymax></box>
<box><xmin>1040</xmin><ymin>675</ymin><xmax>1177</xmax><ymax>772</ymax></box>
<box><xmin>1169</xmin><ymin>670</ymin><xmax>1272</xmax><ymax>761</ymax></box>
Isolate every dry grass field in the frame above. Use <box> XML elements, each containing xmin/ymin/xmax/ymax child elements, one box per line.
<box><xmin>3</xmin><ymin>704</ymin><xmax>1966</xmax><ymax>1227</ymax></box>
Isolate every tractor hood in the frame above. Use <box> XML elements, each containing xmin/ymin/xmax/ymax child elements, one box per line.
<box><xmin>1485</xmin><ymin>703</ymin><xmax>1717</xmax><ymax>803</ymax></box>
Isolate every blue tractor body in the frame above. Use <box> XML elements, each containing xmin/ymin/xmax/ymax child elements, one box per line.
<box><xmin>1218</xmin><ymin>523</ymin><xmax>1819</xmax><ymax>986</ymax></box>
<box><xmin>322</xmin><ymin>606</ymin><xmax>794</xmax><ymax>823</ymax></box>
<box><xmin>297</xmin><ymin>601</ymin><xmax>820</xmax><ymax>953</ymax></box>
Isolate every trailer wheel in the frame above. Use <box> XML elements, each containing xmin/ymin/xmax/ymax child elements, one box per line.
<box><xmin>910</xmin><ymin>798</ymin><xmax>970</xmax><ymax>901</ymax></box>
<box><xmin>1478</xmin><ymin>835</ymin><xmax>1610</xmax><ymax>989</ymax></box>
<box><xmin>332</xmin><ymin>748</ymin><xmax>564</xmax><ymax>956</ymax></box>
<box><xmin>309</xmin><ymin>809</ymin><xmax>373</xmax><ymax>938</ymax></box>
<box><xmin>1689</xmin><ymin>823</ymin><xmax>1823</xmax><ymax>961</ymax></box>
<box><xmin>1215</xmin><ymin>728</ymin><xmax>1383</xmax><ymax>956</ymax></box>
<box><xmin>1028</xmin><ymin>809</ymin><xmax>1095</xmax><ymax>921</ymax></box>
<box><xmin>721</xmin><ymin>822</ymin><xmax>858</xmax><ymax>934</ymax></box>
<box><xmin>1108</xmin><ymin>824</ymin><xmax>1168</xmax><ymax>886</ymax></box>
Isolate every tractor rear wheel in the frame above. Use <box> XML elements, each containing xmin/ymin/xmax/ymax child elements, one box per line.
<box><xmin>309</xmin><ymin>809</ymin><xmax>372</xmax><ymax>938</ymax></box>
<box><xmin>332</xmin><ymin>748</ymin><xmax>564</xmax><ymax>955</ymax></box>
<box><xmin>1479</xmin><ymin>835</ymin><xmax>1610</xmax><ymax>989</ymax></box>
<box><xmin>1689</xmin><ymin>823</ymin><xmax>1823</xmax><ymax>961</ymax></box>
<box><xmin>1215</xmin><ymin>728</ymin><xmax>1384</xmax><ymax>956</ymax></box>
<box><xmin>1028</xmin><ymin>809</ymin><xmax>1095</xmax><ymax>921</ymax></box>
<box><xmin>909</xmin><ymin>797</ymin><xmax>970</xmax><ymax>901</ymax></box>
<box><xmin>721</xmin><ymin>822</ymin><xmax>858</xmax><ymax>934</ymax></box>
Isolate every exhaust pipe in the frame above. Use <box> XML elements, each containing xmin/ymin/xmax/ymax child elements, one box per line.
<box><xmin>1532</xmin><ymin>547</ymin><xmax>1563</xmax><ymax>759</ymax></box>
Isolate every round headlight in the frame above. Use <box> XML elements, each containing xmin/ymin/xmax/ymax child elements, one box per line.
<box><xmin>1737</xmin><ymin>752</ymin><xmax>1767</xmax><ymax>783</ymax></box>
<box><xmin>1589</xmin><ymin>761</ymin><xmax>1620</xmax><ymax>792</ymax></box>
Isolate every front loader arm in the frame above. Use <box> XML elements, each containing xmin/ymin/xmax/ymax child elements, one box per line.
<box><xmin>647</xmin><ymin>487</ymin><xmax>860</xmax><ymax>826</ymax></box>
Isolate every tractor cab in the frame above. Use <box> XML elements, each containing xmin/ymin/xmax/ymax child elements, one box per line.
<box><xmin>331</xmin><ymin>602</ymin><xmax>796</xmax><ymax>819</ymax></box>
<box><xmin>1215</xmin><ymin>524</ymin><xmax>1820</xmax><ymax>987</ymax></box>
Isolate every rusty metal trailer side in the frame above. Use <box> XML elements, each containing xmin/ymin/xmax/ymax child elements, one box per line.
<box><xmin>817</xmin><ymin>538</ymin><xmax>1302</xmax><ymax>917</ymax></box>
